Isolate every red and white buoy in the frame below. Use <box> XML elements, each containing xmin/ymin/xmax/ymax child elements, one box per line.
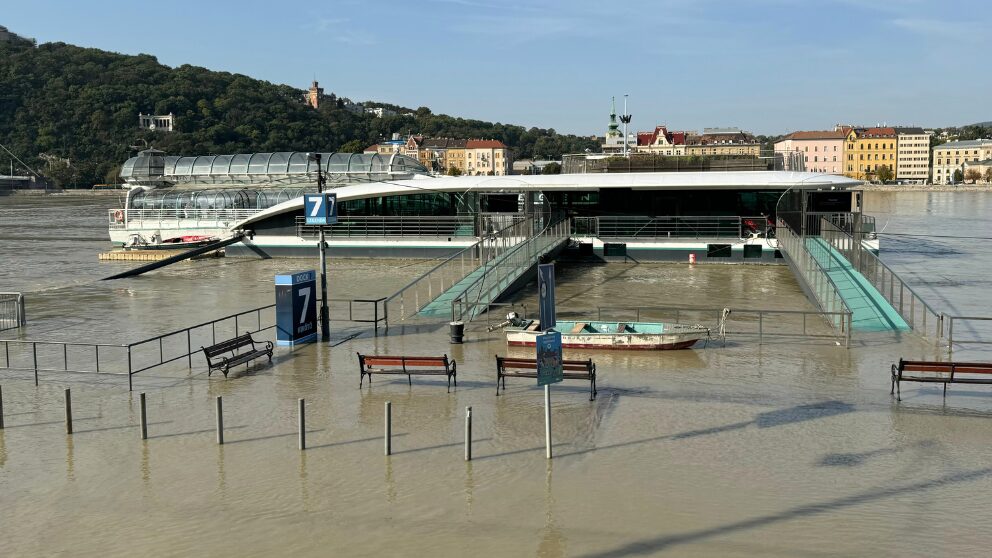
<box><xmin>688</xmin><ymin>253</ymin><xmax>696</xmax><ymax>264</ymax></box>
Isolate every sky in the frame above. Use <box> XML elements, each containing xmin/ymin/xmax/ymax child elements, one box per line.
<box><xmin>4</xmin><ymin>0</ymin><xmax>990</xmax><ymax>136</ymax></box>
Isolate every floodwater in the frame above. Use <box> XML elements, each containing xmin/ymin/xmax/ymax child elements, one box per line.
<box><xmin>1</xmin><ymin>192</ymin><xmax>992</xmax><ymax>557</ymax></box>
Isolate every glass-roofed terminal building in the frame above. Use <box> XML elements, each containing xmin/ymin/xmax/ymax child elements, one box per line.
<box><xmin>110</xmin><ymin>148</ymin><xmax>864</xmax><ymax>262</ymax></box>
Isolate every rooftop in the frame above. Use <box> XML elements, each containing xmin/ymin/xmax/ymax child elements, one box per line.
<box><xmin>934</xmin><ymin>139</ymin><xmax>992</xmax><ymax>150</ymax></box>
<box><xmin>781</xmin><ymin>131</ymin><xmax>848</xmax><ymax>141</ymax></box>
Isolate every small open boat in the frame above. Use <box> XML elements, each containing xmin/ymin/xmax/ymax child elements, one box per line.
<box><xmin>124</xmin><ymin>234</ymin><xmax>218</xmax><ymax>251</ymax></box>
<box><xmin>504</xmin><ymin>319</ymin><xmax>711</xmax><ymax>350</ymax></box>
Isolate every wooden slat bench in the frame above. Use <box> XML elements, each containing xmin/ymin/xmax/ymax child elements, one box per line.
<box><xmin>201</xmin><ymin>333</ymin><xmax>273</xmax><ymax>378</ymax></box>
<box><xmin>891</xmin><ymin>358</ymin><xmax>992</xmax><ymax>400</ymax></box>
<box><xmin>357</xmin><ymin>353</ymin><xmax>457</xmax><ymax>392</ymax></box>
<box><xmin>495</xmin><ymin>355</ymin><xmax>597</xmax><ymax>400</ymax></box>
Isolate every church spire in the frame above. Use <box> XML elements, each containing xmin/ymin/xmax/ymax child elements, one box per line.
<box><xmin>607</xmin><ymin>96</ymin><xmax>620</xmax><ymax>138</ymax></box>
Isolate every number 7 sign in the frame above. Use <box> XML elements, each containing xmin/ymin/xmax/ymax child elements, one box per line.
<box><xmin>304</xmin><ymin>193</ymin><xmax>337</xmax><ymax>225</ymax></box>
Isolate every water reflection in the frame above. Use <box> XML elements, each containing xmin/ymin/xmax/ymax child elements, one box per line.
<box><xmin>537</xmin><ymin>461</ymin><xmax>565</xmax><ymax>558</ymax></box>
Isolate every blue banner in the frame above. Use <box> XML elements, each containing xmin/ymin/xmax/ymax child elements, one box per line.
<box><xmin>538</xmin><ymin>263</ymin><xmax>556</xmax><ymax>331</ymax></box>
<box><xmin>536</xmin><ymin>331</ymin><xmax>563</xmax><ymax>386</ymax></box>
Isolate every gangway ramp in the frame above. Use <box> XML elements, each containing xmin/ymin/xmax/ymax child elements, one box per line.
<box><xmin>101</xmin><ymin>233</ymin><xmax>246</xmax><ymax>280</ymax></box>
<box><xmin>805</xmin><ymin>238</ymin><xmax>908</xmax><ymax>332</ymax></box>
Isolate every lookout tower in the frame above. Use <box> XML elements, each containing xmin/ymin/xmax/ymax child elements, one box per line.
<box><xmin>306</xmin><ymin>80</ymin><xmax>324</xmax><ymax>109</ymax></box>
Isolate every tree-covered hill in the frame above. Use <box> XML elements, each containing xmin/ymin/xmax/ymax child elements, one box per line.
<box><xmin>0</xmin><ymin>41</ymin><xmax>598</xmax><ymax>187</ymax></box>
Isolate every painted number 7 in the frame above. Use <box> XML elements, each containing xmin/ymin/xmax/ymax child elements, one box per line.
<box><xmin>309</xmin><ymin>196</ymin><xmax>323</xmax><ymax>217</ymax></box>
<box><xmin>298</xmin><ymin>287</ymin><xmax>311</xmax><ymax>324</ymax></box>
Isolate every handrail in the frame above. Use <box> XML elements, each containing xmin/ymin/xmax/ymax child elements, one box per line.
<box><xmin>0</xmin><ymin>292</ymin><xmax>26</xmax><ymax>331</ymax></box>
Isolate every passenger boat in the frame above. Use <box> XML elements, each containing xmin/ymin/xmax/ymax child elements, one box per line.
<box><xmin>124</xmin><ymin>234</ymin><xmax>218</xmax><ymax>251</ymax></box>
<box><xmin>503</xmin><ymin>319</ymin><xmax>711</xmax><ymax>350</ymax></box>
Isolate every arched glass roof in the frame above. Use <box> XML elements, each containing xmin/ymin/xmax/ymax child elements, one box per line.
<box><xmin>120</xmin><ymin>151</ymin><xmax>429</xmax><ymax>185</ymax></box>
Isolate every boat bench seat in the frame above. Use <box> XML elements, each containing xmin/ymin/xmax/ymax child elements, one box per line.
<box><xmin>357</xmin><ymin>353</ymin><xmax>457</xmax><ymax>392</ymax></box>
<box><xmin>495</xmin><ymin>356</ymin><xmax>597</xmax><ymax>400</ymax></box>
<box><xmin>201</xmin><ymin>333</ymin><xmax>273</xmax><ymax>378</ymax></box>
<box><xmin>891</xmin><ymin>358</ymin><xmax>992</xmax><ymax>400</ymax></box>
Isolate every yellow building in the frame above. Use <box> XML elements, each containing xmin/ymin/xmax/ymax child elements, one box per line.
<box><xmin>843</xmin><ymin>127</ymin><xmax>897</xmax><ymax>181</ymax></box>
<box><xmin>684</xmin><ymin>127</ymin><xmax>760</xmax><ymax>156</ymax></box>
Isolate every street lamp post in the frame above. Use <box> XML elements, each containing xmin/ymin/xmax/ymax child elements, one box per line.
<box><xmin>309</xmin><ymin>152</ymin><xmax>330</xmax><ymax>341</ymax></box>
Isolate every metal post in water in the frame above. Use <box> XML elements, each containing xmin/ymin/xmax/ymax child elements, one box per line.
<box><xmin>215</xmin><ymin>396</ymin><xmax>224</xmax><ymax>445</ymax></box>
<box><xmin>139</xmin><ymin>392</ymin><xmax>148</xmax><ymax>440</ymax></box>
<box><xmin>298</xmin><ymin>398</ymin><xmax>306</xmax><ymax>450</ymax></box>
<box><xmin>384</xmin><ymin>401</ymin><xmax>392</xmax><ymax>456</ymax></box>
<box><xmin>465</xmin><ymin>406</ymin><xmax>472</xmax><ymax>461</ymax></box>
<box><xmin>0</xmin><ymin>385</ymin><xmax>4</xmax><ymax>429</ymax></box>
<box><xmin>545</xmin><ymin>385</ymin><xmax>552</xmax><ymax>459</ymax></box>
<box><xmin>32</xmin><ymin>343</ymin><xmax>38</xmax><ymax>386</ymax></box>
<box><xmin>64</xmin><ymin>388</ymin><xmax>72</xmax><ymax>434</ymax></box>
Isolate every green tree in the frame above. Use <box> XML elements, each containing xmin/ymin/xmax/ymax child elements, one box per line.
<box><xmin>541</xmin><ymin>162</ymin><xmax>562</xmax><ymax>175</ymax></box>
<box><xmin>876</xmin><ymin>165</ymin><xmax>893</xmax><ymax>183</ymax></box>
<box><xmin>339</xmin><ymin>139</ymin><xmax>365</xmax><ymax>153</ymax></box>
<box><xmin>447</xmin><ymin>166</ymin><xmax>463</xmax><ymax>176</ymax></box>
<box><xmin>953</xmin><ymin>169</ymin><xmax>964</xmax><ymax>183</ymax></box>
<box><xmin>965</xmin><ymin>168</ymin><xmax>982</xmax><ymax>184</ymax></box>
<box><xmin>984</xmin><ymin>167</ymin><xmax>992</xmax><ymax>184</ymax></box>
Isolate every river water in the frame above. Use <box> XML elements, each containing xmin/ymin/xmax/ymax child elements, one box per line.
<box><xmin>1</xmin><ymin>192</ymin><xmax>991</xmax><ymax>557</ymax></box>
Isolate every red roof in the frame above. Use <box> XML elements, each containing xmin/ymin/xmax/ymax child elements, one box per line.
<box><xmin>862</xmin><ymin>127</ymin><xmax>896</xmax><ymax>138</ymax></box>
<box><xmin>636</xmin><ymin>126</ymin><xmax>686</xmax><ymax>147</ymax></box>
<box><xmin>784</xmin><ymin>130</ymin><xmax>848</xmax><ymax>140</ymax></box>
<box><xmin>363</xmin><ymin>144</ymin><xmax>379</xmax><ymax>153</ymax></box>
<box><xmin>466</xmin><ymin>139</ymin><xmax>507</xmax><ymax>149</ymax></box>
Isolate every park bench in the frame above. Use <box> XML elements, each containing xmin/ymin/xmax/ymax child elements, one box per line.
<box><xmin>891</xmin><ymin>358</ymin><xmax>992</xmax><ymax>400</ymax></box>
<box><xmin>201</xmin><ymin>333</ymin><xmax>273</xmax><ymax>377</ymax></box>
<box><xmin>495</xmin><ymin>355</ymin><xmax>597</xmax><ymax>400</ymax></box>
<box><xmin>357</xmin><ymin>353</ymin><xmax>457</xmax><ymax>392</ymax></box>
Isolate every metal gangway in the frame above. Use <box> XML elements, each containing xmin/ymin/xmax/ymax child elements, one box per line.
<box><xmin>384</xmin><ymin>216</ymin><xmax>571</xmax><ymax>322</ymax></box>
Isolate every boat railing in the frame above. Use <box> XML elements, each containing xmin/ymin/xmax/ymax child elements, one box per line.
<box><xmin>571</xmin><ymin>215</ymin><xmax>770</xmax><ymax>239</ymax></box>
<box><xmin>0</xmin><ymin>292</ymin><xmax>26</xmax><ymax>332</ymax></box>
<box><xmin>384</xmin><ymin>217</ymin><xmax>535</xmax><ymax>322</ymax></box>
<box><xmin>0</xmin><ymin>297</ymin><xmax>386</xmax><ymax>390</ymax></box>
<box><xmin>297</xmin><ymin>215</ymin><xmax>478</xmax><ymax>238</ymax></box>
<box><xmin>559</xmin><ymin>304</ymin><xmax>850</xmax><ymax>347</ymax></box>
<box><xmin>819</xmin><ymin>218</ymin><xmax>943</xmax><ymax>340</ymax></box>
<box><xmin>775</xmin><ymin>218</ymin><xmax>854</xmax><ymax>334</ymax></box>
<box><xmin>109</xmin><ymin>208</ymin><xmax>258</xmax><ymax>231</ymax></box>
<box><xmin>450</xmin><ymin>217</ymin><xmax>570</xmax><ymax>323</ymax></box>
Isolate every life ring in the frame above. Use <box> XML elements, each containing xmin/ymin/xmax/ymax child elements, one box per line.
<box><xmin>114</xmin><ymin>210</ymin><xmax>124</xmax><ymax>223</ymax></box>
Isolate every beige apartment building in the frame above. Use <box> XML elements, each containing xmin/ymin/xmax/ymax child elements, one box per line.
<box><xmin>634</xmin><ymin>126</ymin><xmax>687</xmax><ymax>155</ymax></box>
<box><xmin>894</xmin><ymin>127</ymin><xmax>931</xmax><ymax>184</ymax></box>
<box><xmin>932</xmin><ymin>139</ymin><xmax>992</xmax><ymax>185</ymax></box>
<box><xmin>685</xmin><ymin>128</ymin><xmax>761</xmax><ymax>156</ymax></box>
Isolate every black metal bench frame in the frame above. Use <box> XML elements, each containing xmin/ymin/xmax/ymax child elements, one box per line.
<box><xmin>357</xmin><ymin>353</ymin><xmax>457</xmax><ymax>392</ymax></box>
<box><xmin>202</xmin><ymin>333</ymin><xmax>273</xmax><ymax>377</ymax></box>
<box><xmin>495</xmin><ymin>355</ymin><xmax>597</xmax><ymax>400</ymax></box>
<box><xmin>891</xmin><ymin>358</ymin><xmax>992</xmax><ymax>401</ymax></box>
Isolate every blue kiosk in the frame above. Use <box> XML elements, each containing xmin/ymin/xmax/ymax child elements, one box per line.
<box><xmin>275</xmin><ymin>270</ymin><xmax>318</xmax><ymax>346</ymax></box>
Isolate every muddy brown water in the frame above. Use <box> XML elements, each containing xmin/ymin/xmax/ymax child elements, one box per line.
<box><xmin>1</xmin><ymin>192</ymin><xmax>992</xmax><ymax>557</ymax></box>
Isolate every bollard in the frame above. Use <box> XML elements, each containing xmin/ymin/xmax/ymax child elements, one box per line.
<box><xmin>139</xmin><ymin>392</ymin><xmax>148</xmax><ymax>440</ymax></box>
<box><xmin>298</xmin><ymin>398</ymin><xmax>306</xmax><ymax>450</ymax></box>
<box><xmin>215</xmin><ymin>396</ymin><xmax>224</xmax><ymax>445</ymax></box>
<box><xmin>464</xmin><ymin>406</ymin><xmax>472</xmax><ymax>461</ymax></box>
<box><xmin>0</xmin><ymin>385</ymin><xmax>4</xmax><ymax>430</ymax></box>
<box><xmin>64</xmin><ymin>388</ymin><xmax>73</xmax><ymax>435</ymax></box>
<box><xmin>384</xmin><ymin>401</ymin><xmax>392</xmax><ymax>456</ymax></box>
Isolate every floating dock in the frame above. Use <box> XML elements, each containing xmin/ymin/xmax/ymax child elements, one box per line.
<box><xmin>98</xmin><ymin>249</ymin><xmax>224</xmax><ymax>262</ymax></box>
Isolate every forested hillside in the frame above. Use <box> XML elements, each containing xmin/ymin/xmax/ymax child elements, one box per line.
<box><xmin>0</xmin><ymin>41</ymin><xmax>598</xmax><ymax>187</ymax></box>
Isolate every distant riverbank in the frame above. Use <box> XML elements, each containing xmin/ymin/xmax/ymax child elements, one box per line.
<box><xmin>856</xmin><ymin>184</ymin><xmax>992</xmax><ymax>192</ymax></box>
<box><xmin>2</xmin><ymin>189</ymin><xmax>122</xmax><ymax>196</ymax></box>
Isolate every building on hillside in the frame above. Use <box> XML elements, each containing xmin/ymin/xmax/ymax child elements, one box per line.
<box><xmin>138</xmin><ymin>113</ymin><xmax>175</xmax><ymax>132</ymax></box>
<box><xmin>0</xmin><ymin>25</ymin><xmax>33</xmax><ymax>44</ymax></box>
<box><xmin>843</xmin><ymin>127</ymin><xmax>897</xmax><ymax>181</ymax></box>
<box><xmin>893</xmin><ymin>127</ymin><xmax>931</xmax><ymax>184</ymax></box>
<box><xmin>773</xmin><ymin>131</ymin><xmax>847</xmax><ymax>174</ymax></box>
<box><xmin>685</xmin><ymin>128</ymin><xmax>760</xmax><ymax>156</ymax></box>
<box><xmin>932</xmin><ymin>139</ymin><xmax>992</xmax><ymax>185</ymax></box>
<box><xmin>465</xmin><ymin>139</ymin><xmax>510</xmax><ymax>176</ymax></box>
<box><xmin>363</xmin><ymin>144</ymin><xmax>379</xmax><ymax>155</ymax></box>
<box><xmin>305</xmin><ymin>80</ymin><xmax>324</xmax><ymax>109</ymax></box>
<box><xmin>366</xmin><ymin>107</ymin><xmax>397</xmax><ymax>118</ymax></box>
<box><xmin>634</xmin><ymin>126</ymin><xmax>686</xmax><ymax>156</ymax></box>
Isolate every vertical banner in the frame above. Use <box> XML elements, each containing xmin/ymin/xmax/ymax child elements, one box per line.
<box><xmin>304</xmin><ymin>192</ymin><xmax>338</xmax><ymax>225</ymax></box>
<box><xmin>275</xmin><ymin>270</ymin><xmax>318</xmax><ymax>346</ymax></box>
<box><xmin>536</xmin><ymin>331</ymin><xmax>563</xmax><ymax>386</ymax></box>
<box><xmin>538</xmin><ymin>263</ymin><xmax>556</xmax><ymax>331</ymax></box>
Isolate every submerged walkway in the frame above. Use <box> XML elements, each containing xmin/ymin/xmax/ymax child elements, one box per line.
<box><xmin>805</xmin><ymin>238</ymin><xmax>908</xmax><ymax>332</ymax></box>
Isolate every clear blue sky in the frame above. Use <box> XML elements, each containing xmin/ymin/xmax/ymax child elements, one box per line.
<box><xmin>5</xmin><ymin>0</ymin><xmax>990</xmax><ymax>136</ymax></box>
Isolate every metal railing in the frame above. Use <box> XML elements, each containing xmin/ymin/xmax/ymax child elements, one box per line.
<box><xmin>571</xmin><ymin>215</ymin><xmax>771</xmax><ymax>239</ymax></box>
<box><xmin>0</xmin><ymin>292</ymin><xmax>26</xmax><ymax>331</ymax></box>
<box><xmin>557</xmin><ymin>304</ymin><xmax>850</xmax><ymax>346</ymax></box>
<box><xmin>944</xmin><ymin>315</ymin><xmax>992</xmax><ymax>354</ymax></box>
<box><xmin>819</xmin><ymin>218</ymin><xmax>943</xmax><ymax>339</ymax></box>
<box><xmin>109</xmin><ymin>208</ymin><xmax>257</xmax><ymax>231</ymax></box>
<box><xmin>450</xmin><ymin>218</ymin><xmax>570</xmax><ymax>322</ymax></box>
<box><xmin>775</xmin><ymin>218</ymin><xmax>854</xmax><ymax>334</ymax></box>
<box><xmin>1</xmin><ymin>297</ymin><xmax>387</xmax><ymax>390</ymax></box>
<box><xmin>298</xmin><ymin>215</ymin><xmax>478</xmax><ymax>238</ymax></box>
<box><xmin>385</xmin><ymin>217</ymin><xmax>535</xmax><ymax>321</ymax></box>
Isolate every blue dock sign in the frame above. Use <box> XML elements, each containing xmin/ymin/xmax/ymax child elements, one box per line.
<box><xmin>538</xmin><ymin>263</ymin><xmax>556</xmax><ymax>331</ymax></box>
<box><xmin>536</xmin><ymin>331</ymin><xmax>563</xmax><ymax>386</ymax></box>
<box><xmin>275</xmin><ymin>270</ymin><xmax>318</xmax><ymax>346</ymax></box>
<box><xmin>304</xmin><ymin>193</ymin><xmax>337</xmax><ymax>226</ymax></box>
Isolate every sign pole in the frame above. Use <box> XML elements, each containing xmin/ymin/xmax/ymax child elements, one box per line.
<box><xmin>315</xmin><ymin>154</ymin><xmax>330</xmax><ymax>342</ymax></box>
<box><xmin>544</xmin><ymin>384</ymin><xmax>552</xmax><ymax>459</ymax></box>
